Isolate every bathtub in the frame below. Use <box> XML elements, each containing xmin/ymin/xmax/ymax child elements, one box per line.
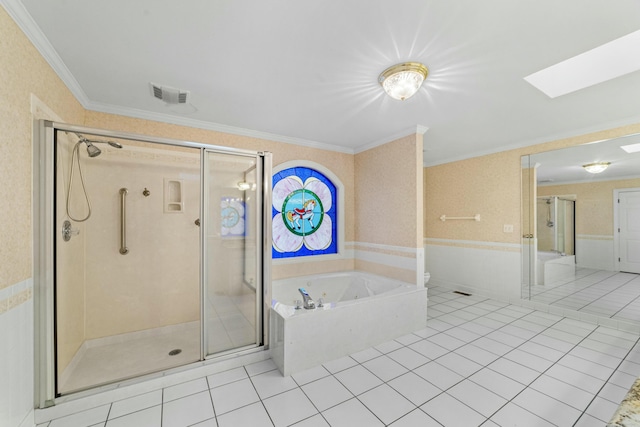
<box><xmin>536</xmin><ymin>251</ymin><xmax>576</xmax><ymax>286</ymax></box>
<box><xmin>269</xmin><ymin>271</ymin><xmax>428</xmax><ymax>376</ymax></box>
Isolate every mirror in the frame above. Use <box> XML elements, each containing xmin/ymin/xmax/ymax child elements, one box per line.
<box><xmin>521</xmin><ymin>132</ymin><xmax>640</xmax><ymax>324</ymax></box>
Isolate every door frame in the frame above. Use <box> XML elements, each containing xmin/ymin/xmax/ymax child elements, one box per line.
<box><xmin>33</xmin><ymin>120</ymin><xmax>271</xmax><ymax>407</ymax></box>
<box><xmin>613</xmin><ymin>187</ymin><xmax>640</xmax><ymax>272</ymax></box>
<box><xmin>201</xmin><ymin>148</ymin><xmax>269</xmax><ymax>358</ymax></box>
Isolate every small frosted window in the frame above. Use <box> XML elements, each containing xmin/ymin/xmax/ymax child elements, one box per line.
<box><xmin>272</xmin><ymin>167</ymin><xmax>337</xmax><ymax>258</ymax></box>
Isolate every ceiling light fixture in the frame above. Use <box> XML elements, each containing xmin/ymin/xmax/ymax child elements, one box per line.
<box><xmin>379</xmin><ymin>62</ymin><xmax>428</xmax><ymax>101</ymax></box>
<box><xmin>582</xmin><ymin>162</ymin><xmax>610</xmax><ymax>174</ymax></box>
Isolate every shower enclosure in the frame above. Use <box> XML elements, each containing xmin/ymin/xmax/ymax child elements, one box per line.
<box><xmin>536</xmin><ymin>196</ymin><xmax>575</xmax><ymax>255</ymax></box>
<box><xmin>34</xmin><ymin>121</ymin><xmax>271</xmax><ymax>403</ymax></box>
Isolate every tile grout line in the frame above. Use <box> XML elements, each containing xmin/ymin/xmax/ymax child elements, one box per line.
<box><xmin>46</xmin><ymin>286</ymin><xmax>640</xmax><ymax>427</ymax></box>
<box><xmin>571</xmin><ymin>333</ymin><xmax>640</xmax><ymax>426</ymax></box>
<box><xmin>427</xmin><ymin>288</ymin><xmax>630</xmax><ymax>425</ymax></box>
<box><xmin>203</xmin><ymin>375</ymin><xmax>217</xmax><ymax>426</ymax></box>
<box><xmin>427</xmin><ymin>298</ymin><xmax>569</xmax><ymax>425</ymax></box>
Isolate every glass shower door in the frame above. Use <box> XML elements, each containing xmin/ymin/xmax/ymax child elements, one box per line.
<box><xmin>38</xmin><ymin>122</ymin><xmax>270</xmax><ymax>403</ymax></box>
<box><xmin>204</xmin><ymin>150</ymin><xmax>262</xmax><ymax>356</ymax></box>
<box><xmin>54</xmin><ymin>129</ymin><xmax>202</xmax><ymax>395</ymax></box>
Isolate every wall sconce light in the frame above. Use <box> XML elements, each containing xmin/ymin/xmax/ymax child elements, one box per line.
<box><xmin>237</xmin><ymin>181</ymin><xmax>256</xmax><ymax>191</ymax></box>
<box><xmin>379</xmin><ymin>62</ymin><xmax>428</xmax><ymax>101</ymax></box>
<box><xmin>582</xmin><ymin>162</ymin><xmax>610</xmax><ymax>174</ymax></box>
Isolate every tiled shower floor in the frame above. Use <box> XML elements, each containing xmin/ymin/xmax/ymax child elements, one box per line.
<box><xmin>60</xmin><ymin>293</ymin><xmax>256</xmax><ymax>394</ymax></box>
<box><xmin>42</xmin><ymin>285</ymin><xmax>640</xmax><ymax>426</ymax></box>
<box><xmin>527</xmin><ymin>268</ymin><xmax>640</xmax><ymax>323</ymax></box>
<box><xmin>59</xmin><ymin>322</ymin><xmax>201</xmax><ymax>394</ymax></box>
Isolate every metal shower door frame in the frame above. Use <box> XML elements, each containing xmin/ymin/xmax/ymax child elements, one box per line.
<box><xmin>200</xmin><ymin>148</ymin><xmax>271</xmax><ymax>359</ymax></box>
<box><xmin>33</xmin><ymin>120</ymin><xmax>272</xmax><ymax>408</ymax></box>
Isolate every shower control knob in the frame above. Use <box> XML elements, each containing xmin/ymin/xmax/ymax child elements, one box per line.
<box><xmin>62</xmin><ymin>220</ymin><xmax>80</xmax><ymax>242</ymax></box>
<box><xmin>195</xmin><ymin>218</ymin><xmax>200</xmax><ymax>227</ymax></box>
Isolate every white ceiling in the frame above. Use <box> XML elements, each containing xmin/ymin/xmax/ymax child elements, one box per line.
<box><xmin>5</xmin><ymin>0</ymin><xmax>640</xmax><ymax>165</ymax></box>
<box><xmin>532</xmin><ymin>132</ymin><xmax>640</xmax><ymax>185</ymax></box>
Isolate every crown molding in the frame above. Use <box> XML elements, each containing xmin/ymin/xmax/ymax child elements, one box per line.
<box><xmin>86</xmin><ymin>101</ymin><xmax>354</xmax><ymax>154</ymax></box>
<box><xmin>423</xmin><ymin>115</ymin><xmax>640</xmax><ymax>167</ymax></box>
<box><xmin>354</xmin><ymin>125</ymin><xmax>429</xmax><ymax>154</ymax></box>
<box><xmin>537</xmin><ymin>174</ymin><xmax>640</xmax><ymax>187</ymax></box>
<box><xmin>2</xmin><ymin>0</ymin><xmax>355</xmax><ymax>155</ymax></box>
<box><xmin>1</xmin><ymin>0</ymin><xmax>91</xmax><ymax>105</ymax></box>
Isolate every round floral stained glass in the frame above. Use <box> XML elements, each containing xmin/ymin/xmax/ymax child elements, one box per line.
<box><xmin>221</xmin><ymin>206</ymin><xmax>240</xmax><ymax>228</ymax></box>
<box><xmin>281</xmin><ymin>189</ymin><xmax>324</xmax><ymax>236</ymax></box>
<box><xmin>272</xmin><ymin>169</ymin><xmax>335</xmax><ymax>256</ymax></box>
<box><xmin>221</xmin><ymin>199</ymin><xmax>245</xmax><ymax>237</ymax></box>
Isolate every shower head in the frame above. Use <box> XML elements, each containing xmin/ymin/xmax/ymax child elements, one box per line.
<box><xmin>78</xmin><ymin>135</ymin><xmax>123</xmax><ymax>157</ymax></box>
<box><xmin>84</xmin><ymin>140</ymin><xmax>102</xmax><ymax>157</ymax></box>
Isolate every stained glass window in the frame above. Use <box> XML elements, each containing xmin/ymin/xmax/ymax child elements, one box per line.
<box><xmin>272</xmin><ymin>167</ymin><xmax>337</xmax><ymax>258</ymax></box>
<box><xmin>221</xmin><ymin>198</ymin><xmax>245</xmax><ymax>237</ymax></box>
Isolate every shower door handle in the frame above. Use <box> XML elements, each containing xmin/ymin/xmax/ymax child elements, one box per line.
<box><xmin>119</xmin><ymin>188</ymin><xmax>129</xmax><ymax>255</ymax></box>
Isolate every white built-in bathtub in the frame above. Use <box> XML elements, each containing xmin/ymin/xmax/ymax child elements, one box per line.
<box><xmin>269</xmin><ymin>271</ymin><xmax>428</xmax><ymax>376</ymax></box>
<box><xmin>536</xmin><ymin>251</ymin><xmax>576</xmax><ymax>286</ymax></box>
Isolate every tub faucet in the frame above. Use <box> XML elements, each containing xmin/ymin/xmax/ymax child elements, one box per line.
<box><xmin>298</xmin><ymin>288</ymin><xmax>316</xmax><ymax>309</ymax></box>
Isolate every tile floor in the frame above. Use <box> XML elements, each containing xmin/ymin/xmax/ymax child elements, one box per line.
<box><xmin>40</xmin><ymin>285</ymin><xmax>640</xmax><ymax>426</ymax></box>
<box><xmin>528</xmin><ymin>268</ymin><xmax>640</xmax><ymax>322</ymax></box>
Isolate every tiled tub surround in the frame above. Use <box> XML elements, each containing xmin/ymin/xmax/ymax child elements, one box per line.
<box><xmin>37</xmin><ymin>285</ymin><xmax>640</xmax><ymax>426</ymax></box>
<box><xmin>535</xmin><ymin>251</ymin><xmax>576</xmax><ymax>286</ymax></box>
<box><xmin>270</xmin><ymin>271</ymin><xmax>427</xmax><ymax>376</ymax></box>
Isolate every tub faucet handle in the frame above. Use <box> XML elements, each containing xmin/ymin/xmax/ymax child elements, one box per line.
<box><xmin>298</xmin><ymin>287</ymin><xmax>316</xmax><ymax>309</ymax></box>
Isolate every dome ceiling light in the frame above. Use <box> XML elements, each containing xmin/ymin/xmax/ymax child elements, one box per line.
<box><xmin>582</xmin><ymin>162</ymin><xmax>611</xmax><ymax>173</ymax></box>
<box><xmin>378</xmin><ymin>62</ymin><xmax>428</xmax><ymax>101</ymax></box>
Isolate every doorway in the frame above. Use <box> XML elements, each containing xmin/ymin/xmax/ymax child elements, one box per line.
<box><xmin>616</xmin><ymin>189</ymin><xmax>640</xmax><ymax>274</ymax></box>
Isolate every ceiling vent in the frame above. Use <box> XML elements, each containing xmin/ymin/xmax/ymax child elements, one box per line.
<box><xmin>150</xmin><ymin>83</ymin><xmax>189</xmax><ymax>104</ymax></box>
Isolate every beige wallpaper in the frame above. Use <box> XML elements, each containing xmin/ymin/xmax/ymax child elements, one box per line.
<box><xmin>424</xmin><ymin>123</ymin><xmax>640</xmax><ymax>244</ymax></box>
<box><xmin>425</xmin><ymin>150</ymin><xmax>522</xmax><ymax>244</ymax></box>
<box><xmin>355</xmin><ymin>134</ymin><xmax>424</xmax><ymax>248</ymax></box>
<box><xmin>0</xmin><ymin>7</ymin><xmax>85</xmax><ymax>290</ymax></box>
<box><xmin>538</xmin><ymin>178</ymin><xmax>640</xmax><ymax>236</ymax></box>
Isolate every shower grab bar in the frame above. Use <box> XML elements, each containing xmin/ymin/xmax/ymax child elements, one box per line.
<box><xmin>119</xmin><ymin>188</ymin><xmax>129</xmax><ymax>255</ymax></box>
<box><xmin>439</xmin><ymin>214</ymin><xmax>481</xmax><ymax>222</ymax></box>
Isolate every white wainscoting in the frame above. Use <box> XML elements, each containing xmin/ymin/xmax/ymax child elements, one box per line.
<box><xmin>576</xmin><ymin>235</ymin><xmax>615</xmax><ymax>271</ymax></box>
<box><xmin>354</xmin><ymin>242</ymin><xmax>424</xmax><ymax>287</ymax></box>
<box><xmin>424</xmin><ymin>239</ymin><xmax>522</xmax><ymax>301</ymax></box>
<box><xmin>0</xmin><ymin>278</ymin><xmax>34</xmax><ymax>427</ymax></box>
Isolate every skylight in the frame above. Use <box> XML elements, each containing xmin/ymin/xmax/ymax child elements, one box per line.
<box><xmin>524</xmin><ymin>29</ymin><xmax>640</xmax><ymax>98</ymax></box>
<box><xmin>621</xmin><ymin>142</ymin><xmax>640</xmax><ymax>154</ymax></box>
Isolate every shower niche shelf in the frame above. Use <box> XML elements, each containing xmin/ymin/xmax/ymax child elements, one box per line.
<box><xmin>164</xmin><ymin>179</ymin><xmax>184</xmax><ymax>213</ymax></box>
